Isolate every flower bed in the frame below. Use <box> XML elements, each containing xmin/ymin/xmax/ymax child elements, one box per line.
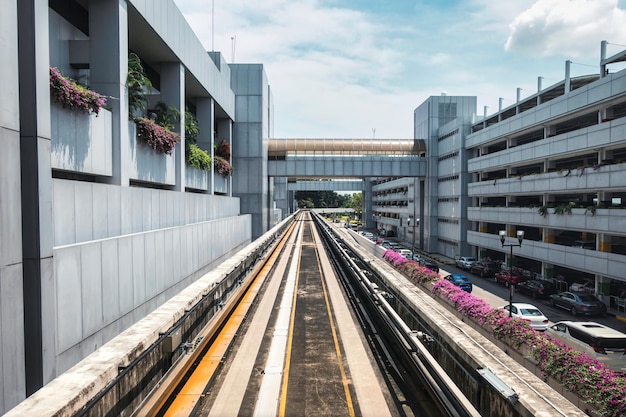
<box><xmin>49</xmin><ymin>67</ymin><xmax>106</xmax><ymax>114</ymax></box>
<box><xmin>383</xmin><ymin>249</ymin><xmax>626</xmax><ymax>417</ymax></box>
<box><xmin>134</xmin><ymin>117</ymin><xmax>179</xmax><ymax>155</ymax></box>
<box><xmin>214</xmin><ymin>155</ymin><xmax>233</xmax><ymax>177</ymax></box>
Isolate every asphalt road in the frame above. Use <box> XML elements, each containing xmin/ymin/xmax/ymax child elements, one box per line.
<box><xmin>439</xmin><ymin>263</ymin><xmax>626</xmax><ymax>334</ymax></box>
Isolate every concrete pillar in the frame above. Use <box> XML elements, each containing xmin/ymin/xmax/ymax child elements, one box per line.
<box><xmin>600</xmin><ymin>107</ymin><xmax>614</xmax><ymax>122</ymax></box>
<box><xmin>544</xmin><ymin>125</ymin><xmax>556</xmax><ymax>138</ymax></box>
<box><xmin>542</xmin><ymin>263</ymin><xmax>554</xmax><ymax>279</ymax></box>
<box><xmin>1</xmin><ymin>0</ymin><xmax>26</xmax><ymax>411</ymax></box>
<box><xmin>89</xmin><ymin>0</ymin><xmax>129</xmax><ymax>186</ymax></box>
<box><xmin>565</xmin><ymin>60</ymin><xmax>571</xmax><ymax>93</ymax></box>
<box><xmin>17</xmin><ymin>0</ymin><xmax>53</xmax><ymax>396</ymax></box>
<box><xmin>160</xmin><ymin>63</ymin><xmax>186</xmax><ymax>191</ymax></box>
<box><xmin>600</xmin><ymin>40</ymin><xmax>607</xmax><ymax>78</ymax></box>
<box><xmin>599</xmin><ymin>233</ymin><xmax>612</xmax><ymax>253</ymax></box>
<box><xmin>196</xmin><ymin>97</ymin><xmax>214</xmax><ymax>193</ymax></box>
<box><xmin>364</xmin><ymin>178</ymin><xmax>374</xmax><ymax>229</ymax></box>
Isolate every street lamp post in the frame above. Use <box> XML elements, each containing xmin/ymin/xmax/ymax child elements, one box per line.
<box><xmin>408</xmin><ymin>217</ymin><xmax>416</xmax><ymax>253</ymax></box>
<box><xmin>499</xmin><ymin>230</ymin><xmax>524</xmax><ymax>317</ymax></box>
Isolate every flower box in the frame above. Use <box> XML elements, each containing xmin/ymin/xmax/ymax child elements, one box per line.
<box><xmin>50</xmin><ymin>101</ymin><xmax>112</xmax><ymax>176</ymax></box>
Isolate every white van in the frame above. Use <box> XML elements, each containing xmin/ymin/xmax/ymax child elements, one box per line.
<box><xmin>398</xmin><ymin>249</ymin><xmax>413</xmax><ymax>258</ymax></box>
<box><xmin>546</xmin><ymin>321</ymin><xmax>626</xmax><ymax>373</ymax></box>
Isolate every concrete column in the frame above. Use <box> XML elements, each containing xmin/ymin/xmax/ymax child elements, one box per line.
<box><xmin>600</xmin><ymin>107</ymin><xmax>614</xmax><ymax>122</ymax></box>
<box><xmin>564</xmin><ymin>60</ymin><xmax>571</xmax><ymax>93</ymax></box>
<box><xmin>196</xmin><ymin>97</ymin><xmax>214</xmax><ymax>193</ymax></box>
<box><xmin>17</xmin><ymin>0</ymin><xmax>53</xmax><ymax>396</ymax></box>
<box><xmin>600</xmin><ymin>40</ymin><xmax>607</xmax><ymax>78</ymax></box>
<box><xmin>599</xmin><ymin>233</ymin><xmax>612</xmax><ymax>253</ymax></box>
<box><xmin>542</xmin><ymin>263</ymin><xmax>555</xmax><ymax>279</ymax></box>
<box><xmin>160</xmin><ymin>63</ymin><xmax>186</xmax><ymax>191</ymax></box>
<box><xmin>89</xmin><ymin>0</ymin><xmax>129</xmax><ymax>186</ymax></box>
<box><xmin>544</xmin><ymin>125</ymin><xmax>556</xmax><ymax>138</ymax></box>
<box><xmin>1</xmin><ymin>0</ymin><xmax>26</xmax><ymax>411</ymax></box>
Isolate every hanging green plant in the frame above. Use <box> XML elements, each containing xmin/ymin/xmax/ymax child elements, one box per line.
<box><xmin>537</xmin><ymin>206</ymin><xmax>549</xmax><ymax>217</ymax></box>
<box><xmin>127</xmin><ymin>53</ymin><xmax>152</xmax><ymax>116</ymax></box>
<box><xmin>186</xmin><ymin>143</ymin><xmax>212</xmax><ymax>170</ymax></box>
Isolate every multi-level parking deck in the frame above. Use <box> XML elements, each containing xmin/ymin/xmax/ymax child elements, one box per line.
<box><xmin>5</xmin><ymin>212</ymin><xmax>587</xmax><ymax>417</ymax></box>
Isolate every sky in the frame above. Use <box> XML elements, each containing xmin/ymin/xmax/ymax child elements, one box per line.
<box><xmin>173</xmin><ymin>0</ymin><xmax>626</xmax><ymax>139</ymax></box>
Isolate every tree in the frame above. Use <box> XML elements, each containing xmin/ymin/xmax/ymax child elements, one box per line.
<box><xmin>348</xmin><ymin>193</ymin><xmax>363</xmax><ymax>214</ymax></box>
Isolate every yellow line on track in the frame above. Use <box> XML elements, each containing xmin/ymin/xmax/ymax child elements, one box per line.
<box><xmin>278</xmin><ymin>219</ymin><xmax>304</xmax><ymax>417</ymax></box>
<box><xmin>159</xmin><ymin>217</ymin><xmax>300</xmax><ymax>417</ymax></box>
<box><xmin>316</xmin><ymin>242</ymin><xmax>356</xmax><ymax>417</ymax></box>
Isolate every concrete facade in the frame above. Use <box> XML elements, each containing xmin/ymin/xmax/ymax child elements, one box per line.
<box><xmin>231</xmin><ymin>64</ymin><xmax>273</xmax><ymax>239</ymax></box>
<box><xmin>465</xmin><ymin>50</ymin><xmax>626</xmax><ymax>298</ymax></box>
<box><xmin>370</xmin><ymin>96</ymin><xmax>476</xmax><ymax>257</ymax></box>
<box><xmin>371</xmin><ymin>43</ymin><xmax>626</xmax><ymax>302</ymax></box>
<box><xmin>0</xmin><ymin>1</ymin><xmax>280</xmax><ymax>412</ymax></box>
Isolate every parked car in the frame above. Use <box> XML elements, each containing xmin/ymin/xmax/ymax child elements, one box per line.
<box><xmin>500</xmin><ymin>303</ymin><xmax>550</xmax><ymax>331</ymax></box>
<box><xmin>546</xmin><ymin>321</ymin><xmax>626</xmax><ymax>372</ymax></box>
<box><xmin>361</xmin><ymin>231</ymin><xmax>374</xmax><ymax>239</ymax></box>
<box><xmin>494</xmin><ymin>270</ymin><xmax>529</xmax><ymax>287</ymax></box>
<box><xmin>549</xmin><ymin>291</ymin><xmax>607</xmax><ymax>316</ymax></box>
<box><xmin>470</xmin><ymin>261</ymin><xmax>498</xmax><ymax>278</ymax></box>
<box><xmin>569</xmin><ymin>280</ymin><xmax>595</xmax><ymax>293</ymax></box>
<box><xmin>443</xmin><ymin>274</ymin><xmax>473</xmax><ymax>292</ymax></box>
<box><xmin>418</xmin><ymin>258</ymin><xmax>439</xmax><ymax>273</ymax></box>
<box><xmin>410</xmin><ymin>253</ymin><xmax>423</xmax><ymax>262</ymax></box>
<box><xmin>397</xmin><ymin>249</ymin><xmax>413</xmax><ymax>258</ymax></box>
<box><xmin>455</xmin><ymin>256</ymin><xmax>477</xmax><ymax>270</ymax></box>
<box><xmin>515</xmin><ymin>280</ymin><xmax>557</xmax><ymax>299</ymax></box>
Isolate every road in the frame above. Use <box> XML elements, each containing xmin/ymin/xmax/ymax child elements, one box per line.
<box><xmin>439</xmin><ymin>263</ymin><xmax>626</xmax><ymax>333</ymax></box>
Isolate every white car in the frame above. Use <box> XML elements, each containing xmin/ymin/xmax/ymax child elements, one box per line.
<box><xmin>501</xmin><ymin>303</ymin><xmax>550</xmax><ymax>331</ymax></box>
<box><xmin>397</xmin><ymin>249</ymin><xmax>413</xmax><ymax>258</ymax></box>
<box><xmin>569</xmin><ymin>280</ymin><xmax>594</xmax><ymax>293</ymax></box>
<box><xmin>546</xmin><ymin>321</ymin><xmax>626</xmax><ymax>373</ymax></box>
<box><xmin>455</xmin><ymin>256</ymin><xmax>477</xmax><ymax>270</ymax></box>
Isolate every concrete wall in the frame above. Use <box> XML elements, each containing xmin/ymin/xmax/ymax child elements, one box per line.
<box><xmin>231</xmin><ymin>64</ymin><xmax>271</xmax><ymax>239</ymax></box>
<box><xmin>52</xmin><ymin>213</ymin><xmax>250</xmax><ymax>376</ymax></box>
<box><xmin>413</xmin><ymin>96</ymin><xmax>476</xmax><ymax>257</ymax></box>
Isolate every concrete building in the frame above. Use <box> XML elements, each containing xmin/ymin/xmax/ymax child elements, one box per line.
<box><xmin>0</xmin><ymin>0</ymin><xmax>275</xmax><ymax>412</ymax></box>
<box><xmin>371</xmin><ymin>96</ymin><xmax>476</xmax><ymax>258</ymax></box>
<box><xmin>466</xmin><ymin>45</ymin><xmax>626</xmax><ymax>301</ymax></box>
<box><xmin>371</xmin><ymin>41</ymin><xmax>626</xmax><ymax>306</ymax></box>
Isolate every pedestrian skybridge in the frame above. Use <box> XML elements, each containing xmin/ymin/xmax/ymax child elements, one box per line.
<box><xmin>268</xmin><ymin>138</ymin><xmax>427</xmax><ymax>178</ymax></box>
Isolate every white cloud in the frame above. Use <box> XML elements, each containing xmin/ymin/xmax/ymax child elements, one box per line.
<box><xmin>505</xmin><ymin>0</ymin><xmax>626</xmax><ymax>58</ymax></box>
<box><xmin>173</xmin><ymin>0</ymin><xmax>626</xmax><ymax>138</ymax></box>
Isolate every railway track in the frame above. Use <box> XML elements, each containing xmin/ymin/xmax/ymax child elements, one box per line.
<box><xmin>131</xmin><ymin>210</ymin><xmax>479</xmax><ymax>417</ymax></box>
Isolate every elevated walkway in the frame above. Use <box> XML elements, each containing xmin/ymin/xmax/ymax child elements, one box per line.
<box><xmin>268</xmin><ymin>138</ymin><xmax>427</xmax><ymax>178</ymax></box>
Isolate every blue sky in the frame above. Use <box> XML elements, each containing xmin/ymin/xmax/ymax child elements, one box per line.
<box><xmin>173</xmin><ymin>0</ymin><xmax>626</xmax><ymax>139</ymax></box>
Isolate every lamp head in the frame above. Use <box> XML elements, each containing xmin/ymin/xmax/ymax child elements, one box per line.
<box><xmin>517</xmin><ymin>230</ymin><xmax>525</xmax><ymax>245</ymax></box>
<box><xmin>499</xmin><ymin>230</ymin><xmax>506</xmax><ymax>245</ymax></box>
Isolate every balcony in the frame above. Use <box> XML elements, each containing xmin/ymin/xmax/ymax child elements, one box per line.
<box><xmin>468</xmin><ymin>230</ymin><xmax>626</xmax><ymax>280</ymax></box>
<box><xmin>469</xmin><ymin>162</ymin><xmax>626</xmax><ymax>197</ymax></box>
<box><xmin>127</xmin><ymin>121</ymin><xmax>176</xmax><ymax>186</ymax></box>
<box><xmin>50</xmin><ymin>102</ymin><xmax>112</xmax><ymax>176</ymax></box>
<box><xmin>468</xmin><ymin>206</ymin><xmax>626</xmax><ymax>234</ymax></box>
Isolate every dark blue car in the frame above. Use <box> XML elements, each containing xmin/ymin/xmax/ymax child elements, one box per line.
<box><xmin>444</xmin><ymin>274</ymin><xmax>473</xmax><ymax>293</ymax></box>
